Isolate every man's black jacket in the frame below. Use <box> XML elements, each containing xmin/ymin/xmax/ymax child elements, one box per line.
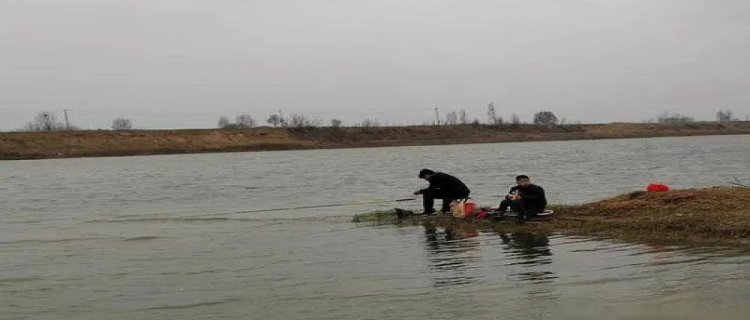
<box><xmin>508</xmin><ymin>184</ymin><xmax>547</xmax><ymax>209</ymax></box>
<box><xmin>418</xmin><ymin>172</ymin><xmax>470</xmax><ymax>198</ymax></box>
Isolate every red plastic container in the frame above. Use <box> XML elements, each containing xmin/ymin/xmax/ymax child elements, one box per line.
<box><xmin>646</xmin><ymin>183</ymin><xmax>671</xmax><ymax>192</ymax></box>
<box><xmin>476</xmin><ymin>209</ymin><xmax>490</xmax><ymax>219</ymax></box>
<box><xmin>464</xmin><ymin>202</ymin><xmax>477</xmax><ymax>216</ymax></box>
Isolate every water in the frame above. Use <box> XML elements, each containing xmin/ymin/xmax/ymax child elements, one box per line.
<box><xmin>1</xmin><ymin>135</ymin><xmax>749</xmax><ymax>319</ymax></box>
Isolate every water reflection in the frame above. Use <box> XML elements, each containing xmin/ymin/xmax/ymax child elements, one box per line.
<box><xmin>499</xmin><ymin>231</ymin><xmax>552</xmax><ymax>265</ymax></box>
<box><xmin>422</xmin><ymin>223</ymin><xmax>480</xmax><ymax>288</ymax></box>
<box><xmin>418</xmin><ymin>219</ymin><xmax>560</xmax><ymax>288</ymax></box>
<box><xmin>497</xmin><ymin>231</ymin><xmax>557</xmax><ymax>284</ymax></box>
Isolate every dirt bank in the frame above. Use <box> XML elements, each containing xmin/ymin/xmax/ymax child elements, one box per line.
<box><xmin>0</xmin><ymin>128</ymin><xmax>314</xmax><ymax>160</ymax></box>
<box><xmin>2</xmin><ymin>122</ymin><xmax>749</xmax><ymax>160</ymax></box>
<box><xmin>551</xmin><ymin>187</ymin><xmax>750</xmax><ymax>244</ymax></box>
<box><xmin>355</xmin><ymin>187</ymin><xmax>750</xmax><ymax>245</ymax></box>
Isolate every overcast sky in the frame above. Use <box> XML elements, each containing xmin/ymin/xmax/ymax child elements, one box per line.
<box><xmin>1</xmin><ymin>0</ymin><xmax>749</xmax><ymax>130</ymax></box>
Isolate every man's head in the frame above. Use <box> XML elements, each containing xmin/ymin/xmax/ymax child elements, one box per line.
<box><xmin>419</xmin><ymin>169</ymin><xmax>435</xmax><ymax>180</ymax></box>
<box><xmin>516</xmin><ymin>175</ymin><xmax>531</xmax><ymax>187</ymax></box>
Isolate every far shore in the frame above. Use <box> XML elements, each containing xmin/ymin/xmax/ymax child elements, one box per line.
<box><xmin>1</xmin><ymin>121</ymin><xmax>749</xmax><ymax>160</ymax></box>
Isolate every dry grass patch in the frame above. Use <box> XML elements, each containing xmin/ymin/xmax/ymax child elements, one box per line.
<box><xmin>552</xmin><ymin>187</ymin><xmax>750</xmax><ymax>243</ymax></box>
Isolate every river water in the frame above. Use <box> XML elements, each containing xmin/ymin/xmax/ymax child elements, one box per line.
<box><xmin>1</xmin><ymin>135</ymin><xmax>749</xmax><ymax>319</ymax></box>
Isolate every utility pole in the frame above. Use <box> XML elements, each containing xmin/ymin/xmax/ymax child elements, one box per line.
<box><xmin>434</xmin><ymin>107</ymin><xmax>440</xmax><ymax>126</ymax></box>
<box><xmin>63</xmin><ymin>109</ymin><xmax>71</xmax><ymax>130</ymax></box>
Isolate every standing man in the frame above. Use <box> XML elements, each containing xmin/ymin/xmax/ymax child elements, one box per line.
<box><xmin>414</xmin><ymin>169</ymin><xmax>471</xmax><ymax>214</ymax></box>
<box><xmin>498</xmin><ymin>175</ymin><xmax>547</xmax><ymax>220</ymax></box>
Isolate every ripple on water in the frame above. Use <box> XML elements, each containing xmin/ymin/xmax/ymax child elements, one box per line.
<box><xmin>142</xmin><ymin>298</ymin><xmax>242</xmax><ymax>311</ymax></box>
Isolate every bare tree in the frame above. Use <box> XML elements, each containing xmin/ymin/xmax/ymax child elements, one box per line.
<box><xmin>266</xmin><ymin>114</ymin><xmax>283</xmax><ymax>127</ymax></box>
<box><xmin>444</xmin><ymin>111</ymin><xmax>458</xmax><ymax>125</ymax></box>
<box><xmin>112</xmin><ymin>118</ymin><xmax>132</xmax><ymax>130</ymax></box>
<box><xmin>657</xmin><ymin>111</ymin><xmax>693</xmax><ymax>125</ymax></box>
<box><xmin>330</xmin><ymin>119</ymin><xmax>343</xmax><ymax>128</ymax></box>
<box><xmin>717</xmin><ymin>109</ymin><xmax>733</xmax><ymax>122</ymax></box>
<box><xmin>459</xmin><ymin>110</ymin><xmax>468</xmax><ymax>125</ymax></box>
<box><xmin>218</xmin><ymin>116</ymin><xmax>231</xmax><ymax>129</ymax></box>
<box><xmin>510</xmin><ymin>114</ymin><xmax>521</xmax><ymax>126</ymax></box>
<box><xmin>289</xmin><ymin>114</ymin><xmax>306</xmax><ymax>127</ymax></box>
<box><xmin>235</xmin><ymin>114</ymin><xmax>256</xmax><ymax>128</ymax></box>
<box><xmin>24</xmin><ymin>111</ymin><xmax>65</xmax><ymax>131</ymax></box>
<box><xmin>360</xmin><ymin>119</ymin><xmax>380</xmax><ymax>128</ymax></box>
<box><xmin>533</xmin><ymin>111</ymin><xmax>559</xmax><ymax>126</ymax></box>
<box><xmin>471</xmin><ymin>118</ymin><xmax>481</xmax><ymax>127</ymax></box>
<box><xmin>288</xmin><ymin>113</ymin><xmax>319</xmax><ymax>128</ymax></box>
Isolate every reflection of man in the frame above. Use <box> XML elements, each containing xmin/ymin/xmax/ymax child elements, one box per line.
<box><xmin>498</xmin><ymin>175</ymin><xmax>547</xmax><ymax>220</ymax></box>
<box><xmin>422</xmin><ymin>223</ymin><xmax>480</xmax><ymax>288</ymax></box>
<box><xmin>414</xmin><ymin>169</ymin><xmax>471</xmax><ymax>214</ymax></box>
<box><xmin>499</xmin><ymin>231</ymin><xmax>551</xmax><ymax>256</ymax></box>
<box><xmin>499</xmin><ymin>232</ymin><xmax>554</xmax><ymax>282</ymax></box>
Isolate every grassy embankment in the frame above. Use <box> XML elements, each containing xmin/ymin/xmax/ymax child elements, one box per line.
<box><xmin>1</xmin><ymin>121</ymin><xmax>749</xmax><ymax>160</ymax></box>
<box><xmin>354</xmin><ymin>187</ymin><xmax>750</xmax><ymax>245</ymax></box>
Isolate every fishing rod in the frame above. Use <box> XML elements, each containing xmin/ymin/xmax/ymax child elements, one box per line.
<box><xmin>199</xmin><ymin>197</ymin><xmax>417</xmax><ymax>217</ymax></box>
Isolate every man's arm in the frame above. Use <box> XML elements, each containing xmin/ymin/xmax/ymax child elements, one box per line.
<box><xmin>505</xmin><ymin>186</ymin><xmax>518</xmax><ymax>200</ymax></box>
<box><xmin>522</xmin><ymin>186</ymin><xmax>545</xmax><ymax>201</ymax></box>
<box><xmin>415</xmin><ymin>175</ymin><xmax>443</xmax><ymax>195</ymax></box>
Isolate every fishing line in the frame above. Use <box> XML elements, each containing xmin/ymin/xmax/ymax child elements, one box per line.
<box><xmin>196</xmin><ymin>197</ymin><xmax>417</xmax><ymax>217</ymax></box>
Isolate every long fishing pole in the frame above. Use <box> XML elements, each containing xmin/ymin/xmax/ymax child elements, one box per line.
<box><xmin>199</xmin><ymin>197</ymin><xmax>417</xmax><ymax>217</ymax></box>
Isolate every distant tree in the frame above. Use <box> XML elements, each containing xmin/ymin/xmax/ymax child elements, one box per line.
<box><xmin>218</xmin><ymin>116</ymin><xmax>231</xmax><ymax>128</ymax></box>
<box><xmin>360</xmin><ymin>119</ymin><xmax>380</xmax><ymax>128</ymax></box>
<box><xmin>235</xmin><ymin>114</ymin><xmax>256</xmax><ymax>128</ymax></box>
<box><xmin>24</xmin><ymin>111</ymin><xmax>65</xmax><ymax>132</ymax></box>
<box><xmin>267</xmin><ymin>114</ymin><xmax>283</xmax><ymax>127</ymax></box>
<box><xmin>533</xmin><ymin>111</ymin><xmax>559</xmax><ymax>126</ymax></box>
<box><xmin>444</xmin><ymin>111</ymin><xmax>458</xmax><ymax>125</ymax></box>
<box><xmin>330</xmin><ymin>119</ymin><xmax>343</xmax><ymax>128</ymax></box>
<box><xmin>657</xmin><ymin>111</ymin><xmax>694</xmax><ymax>125</ymax></box>
<box><xmin>112</xmin><ymin>118</ymin><xmax>132</xmax><ymax>130</ymax></box>
<box><xmin>717</xmin><ymin>109</ymin><xmax>733</xmax><ymax>122</ymax></box>
<box><xmin>471</xmin><ymin>118</ymin><xmax>481</xmax><ymax>128</ymax></box>
<box><xmin>289</xmin><ymin>114</ymin><xmax>305</xmax><ymax>128</ymax></box>
<box><xmin>510</xmin><ymin>114</ymin><xmax>522</xmax><ymax>126</ymax></box>
<box><xmin>459</xmin><ymin>110</ymin><xmax>468</xmax><ymax>125</ymax></box>
<box><xmin>288</xmin><ymin>114</ymin><xmax>319</xmax><ymax>128</ymax></box>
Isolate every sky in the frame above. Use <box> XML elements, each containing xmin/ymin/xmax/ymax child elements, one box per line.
<box><xmin>1</xmin><ymin>0</ymin><xmax>749</xmax><ymax>130</ymax></box>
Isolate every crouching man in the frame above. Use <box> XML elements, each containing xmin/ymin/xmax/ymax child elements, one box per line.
<box><xmin>413</xmin><ymin>169</ymin><xmax>471</xmax><ymax>215</ymax></box>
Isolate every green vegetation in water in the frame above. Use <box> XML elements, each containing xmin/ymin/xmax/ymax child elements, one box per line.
<box><xmin>351</xmin><ymin>209</ymin><xmax>404</xmax><ymax>223</ymax></box>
